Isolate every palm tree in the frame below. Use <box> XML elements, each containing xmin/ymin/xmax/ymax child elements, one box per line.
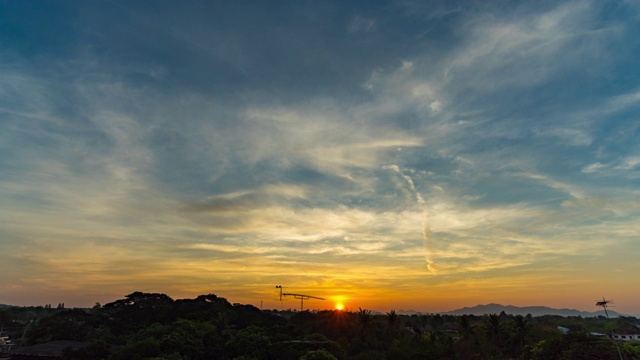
<box><xmin>457</xmin><ymin>315</ymin><xmax>474</xmax><ymax>341</ymax></box>
<box><xmin>411</xmin><ymin>323</ymin><xmax>423</xmax><ymax>343</ymax></box>
<box><xmin>386</xmin><ymin>310</ymin><xmax>398</xmax><ymax>329</ymax></box>
<box><xmin>484</xmin><ymin>313</ymin><xmax>503</xmax><ymax>346</ymax></box>
<box><xmin>384</xmin><ymin>310</ymin><xmax>399</xmax><ymax>342</ymax></box>
<box><xmin>455</xmin><ymin>315</ymin><xmax>478</xmax><ymax>359</ymax></box>
<box><xmin>356</xmin><ymin>308</ymin><xmax>373</xmax><ymax>341</ymax></box>
<box><xmin>480</xmin><ymin>313</ymin><xmax>505</xmax><ymax>358</ymax></box>
<box><xmin>512</xmin><ymin>314</ymin><xmax>529</xmax><ymax>349</ymax></box>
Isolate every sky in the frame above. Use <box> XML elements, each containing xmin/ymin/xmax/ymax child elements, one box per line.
<box><xmin>1</xmin><ymin>0</ymin><xmax>639</xmax><ymax>315</ymax></box>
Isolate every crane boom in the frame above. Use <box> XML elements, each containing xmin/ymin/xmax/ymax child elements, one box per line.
<box><xmin>275</xmin><ymin>286</ymin><xmax>325</xmax><ymax>311</ymax></box>
<box><xmin>283</xmin><ymin>293</ymin><xmax>325</xmax><ymax>301</ymax></box>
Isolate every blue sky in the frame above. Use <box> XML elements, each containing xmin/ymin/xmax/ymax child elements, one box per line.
<box><xmin>1</xmin><ymin>0</ymin><xmax>639</xmax><ymax>314</ymax></box>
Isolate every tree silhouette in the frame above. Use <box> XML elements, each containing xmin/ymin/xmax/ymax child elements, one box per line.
<box><xmin>386</xmin><ymin>309</ymin><xmax>398</xmax><ymax>329</ymax></box>
<box><xmin>457</xmin><ymin>315</ymin><xmax>474</xmax><ymax>341</ymax></box>
<box><xmin>512</xmin><ymin>314</ymin><xmax>530</xmax><ymax>350</ymax></box>
<box><xmin>355</xmin><ymin>308</ymin><xmax>374</xmax><ymax>342</ymax></box>
<box><xmin>300</xmin><ymin>348</ymin><xmax>338</xmax><ymax>360</ymax></box>
<box><xmin>484</xmin><ymin>314</ymin><xmax>502</xmax><ymax>344</ymax></box>
<box><xmin>455</xmin><ymin>315</ymin><xmax>478</xmax><ymax>359</ymax></box>
<box><xmin>15</xmin><ymin>291</ymin><xmax>634</xmax><ymax>360</ymax></box>
<box><xmin>483</xmin><ymin>313</ymin><xmax>504</xmax><ymax>357</ymax></box>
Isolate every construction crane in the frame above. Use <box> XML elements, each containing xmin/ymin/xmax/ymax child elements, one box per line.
<box><xmin>276</xmin><ymin>285</ymin><xmax>325</xmax><ymax>311</ymax></box>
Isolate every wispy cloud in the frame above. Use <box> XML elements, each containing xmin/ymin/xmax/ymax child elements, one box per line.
<box><xmin>1</xmin><ymin>0</ymin><xmax>639</xmax><ymax>312</ymax></box>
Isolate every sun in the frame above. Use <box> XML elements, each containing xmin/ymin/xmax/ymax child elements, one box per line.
<box><xmin>335</xmin><ymin>304</ymin><xmax>344</xmax><ymax>311</ymax></box>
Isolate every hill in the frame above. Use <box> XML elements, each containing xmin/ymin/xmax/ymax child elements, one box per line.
<box><xmin>445</xmin><ymin>303</ymin><xmax>620</xmax><ymax>317</ymax></box>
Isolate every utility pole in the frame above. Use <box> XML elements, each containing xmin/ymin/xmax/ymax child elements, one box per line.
<box><xmin>596</xmin><ymin>297</ymin><xmax>623</xmax><ymax>360</ymax></box>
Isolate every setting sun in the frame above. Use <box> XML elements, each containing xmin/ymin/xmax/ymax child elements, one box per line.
<box><xmin>335</xmin><ymin>304</ymin><xmax>344</xmax><ymax>311</ymax></box>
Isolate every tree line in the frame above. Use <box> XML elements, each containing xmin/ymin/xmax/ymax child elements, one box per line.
<box><xmin>1</xmin><ymin>291</ymin><xmax>639</xmax><ymax>359</ymax></box>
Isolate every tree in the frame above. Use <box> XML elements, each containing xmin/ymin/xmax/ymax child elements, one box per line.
<box><xmin>482</xmin><ymin>313</ymin><xmax>504</xmax><ymax>358</ymax></box>
<box><xmin>512</xmin><ymin>314</ymin><xmax>530</xmax><ymax>349</ymax></box>
<box><xmin>25</xmin><ymin>309</ymin><xmax>98</xmax><ymax>344</ymax></box>
<box><xmin>226</xmin><ymin>325</ymin><xmax>270</xmax><ymax>360</ymax></box>
<box><xmin>457</xmin><ymin>315</ymin><xmax>474</xmax><ymax>341</ymax></box>
<box><xmin>386</xmin><ymin>310</ymin><xmax>398</xmax><ymax>328</ymax></box>
<box><xmin>527</xmin><ymin>332</ymin><xmax>621</xmax><ymax>360</ymax></box>
<box><xmin>103</xmin><ymin>292</ymin><xmax>174</xmax><ymax>309</ymax></box>
<box><xmin>385</xmin><ymin>310</ymin><xmax>399</xmax><ymax>342</ymax></box>
<box><xmin>0</xmin><ymin>309</ymin><xmax>13</xmax><ymax>326</ymax></box>
<box><xmin>300</xmin><ymin>349</ymin><xmax>338</xmax><ymax>360</ymax></box>
<box><xmin>454</xmin><ymin>315</ymin><xmax>479</xmax><ymax>359</ymax></box>
<box><xmin>102</xmin><ymin>292</ymin><xmax>174</xmax><ymax>334</ymax></box>
<box><xmin>484</xmin><ymin>313</ymin><xmax>503</xmax><ymax>345</ymax></box>
<box><xmin>355</xmin><ymin>308</ymin><xmax>373</xmax><ymax>341</ymax></box>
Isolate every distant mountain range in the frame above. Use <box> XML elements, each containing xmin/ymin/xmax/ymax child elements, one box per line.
<box><xmin>396</xmin><ymin>304</ymin><xmax>624</xmax><ymax>317</ymax></box>
<box><xmin>444</xmin><ymin>304</ymin><xmax>621</xmax><ymax>317</ymax></box>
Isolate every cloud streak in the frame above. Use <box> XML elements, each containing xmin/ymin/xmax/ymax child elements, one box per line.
<box><xmin>1</xmin><ymin>0</ymin><xmax>639</xmax><ymax>313</ymax></box>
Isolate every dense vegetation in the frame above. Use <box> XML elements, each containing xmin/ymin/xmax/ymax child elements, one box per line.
<box><xmin>1</xmin><ymin>292</ymin><xmax>639</xmax><ymax>359</ymax></box>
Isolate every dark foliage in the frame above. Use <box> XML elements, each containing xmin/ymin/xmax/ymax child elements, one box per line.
<box><xmin>2</xmin><ymin>292</ymin><xmax>636</xmax><ymax>360</ymax></box>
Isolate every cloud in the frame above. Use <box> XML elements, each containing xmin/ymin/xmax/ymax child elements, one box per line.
<box><xmin>582</xmin><ymin>162</ymin><xmax>607</xmax><ymax>174</ymax></box>
<box><xmin>240</xmin><ymin>104</ymin><xmax>424</xmax><ymax>176</ymax></box>
<box><xmin>620</xmin><ymin>156</ymin><xmax>640</xmax><ymax>169</ymax></box>
<box><xmin>606</xmin><ymin>90</ymin><xmax>640</xmax><ymax>112</ymax></box>
<box><xmin>348</xmin><ymin>15</ymin><xmax>376</xmax><ymax>33</ymax></box>
<box><xmin>1</xmin><ymin>0</ymin><xmax>640</xmax><ymax>313</ymax></box>
<box><xmin>443</xmin><ymin>1</ymin><xmax>614</xmax><ymax>90</ymax></box>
